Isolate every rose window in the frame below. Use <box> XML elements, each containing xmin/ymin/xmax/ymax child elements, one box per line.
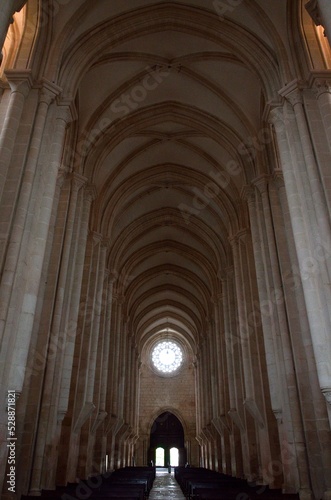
<box><xmin>151</xmin><ymin>341</ymin><xmax>183</xmax><ymax>373</ymax></box>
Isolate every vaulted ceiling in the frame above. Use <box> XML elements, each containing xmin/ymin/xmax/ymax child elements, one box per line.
<box><xmin>26</xmin><ymin>0</ymin><xmax>310</xmax><ymax>354</ymax></box>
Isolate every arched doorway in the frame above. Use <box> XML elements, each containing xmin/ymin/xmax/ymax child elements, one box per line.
<box><xmin>149</xmin><ymin>412</ymin><xmax>186</xmax><ymax>467</ymax></box>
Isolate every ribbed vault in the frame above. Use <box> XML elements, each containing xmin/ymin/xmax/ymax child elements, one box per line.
<box><xmin>2</xmin><ymin>0</ymin><xmax>331</xmax><ymax>496</ymax></box>
<box><xmin>44</xmin><ymin>0</ymin><xmax>291</xmax><ymax>352</ymax></box>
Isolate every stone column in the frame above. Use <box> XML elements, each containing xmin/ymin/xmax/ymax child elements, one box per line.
<box><xmin>223</xmin><ymin>268</ymin><xmax>244</xmax><ymax>478</ymax></box>
<box><xmin>28</xmin><ymin>158</ymin><xmax>90</xmax><ymax>497</ymax></box>
<box><xmin>270</xmin><ymin>104</ymin><xmax>331</xmax><ymax>415</ymax></box>
<box><xmin>0</xmin><ymin>80</ymin><xmax>61</xmax><ymax>346</ymax></box>
<box><xmin>0</xmin><ymin>1</ymin><xmax>27</xmax><ymax>55</ymax></box>
<box><xmin>7</xmin><ymin>104</ymin><xmax>73</xmax><ymax>392</ymax></box>
<box><xmin>58</xmin><ymin>185</ymin><xmax>95</xmax><ymax>414</ymax></box>
<box><xmin>66</xmin><ymin>231</ymin><xmax>102</xmax><ymax>479</ymax></box>
<box><xmin>271</xmin><ymin>173</ymin><xmax>331</xmax><ymax>500</ymax></box>
<box><xmin>200</xmin><ymin>337</ymin><xmax>210</xmax><ymax>429</ymax></box>
<box><xmin>111</xmin><ymin>294</ymin><xmax>125</xmax><ymax>420</ymax></box>
<box><xmin>195</xmin><ymin>351</ymin><xmax>203</xmax><ymax>436</ymax></box>
<box><xmin>244</xmin><ymin>187</ymin><xmax>281</xmax><ymax>415</ymax></box>
<box><xmin>0</xmin><ymin>70</ymin><xmax>32</xmax><ymax>203</ymax></box>
<box><xmin>222</xmin><ymin>273</ymin><xmax>236</xmax><ymax>411</ymax></box>
<box><xmin>92</xmin><ymin>267</ymin><xmax>111</xmax><ymax>474</ymax></box>
<box><xmin>213</xmin><ymin>291</ymin><xmax>232</xmax><ymax>474</ymax></box>
<box><xmin>118</xmin><ymin>320</ymin><xmax>129</xmax><ymax>420</ymax></box>
<box><xmin>126</xmin><ymin>337</ymin><xmax>136</xmax><ymax>428</ymax></box>
<box><xmin>309</xmin><ymin>73</ymin><xmax>331</xmax><ymax>152</ymax></box>
<box><xmin>0</xmin><ymin>98</ymin><xmax>69</xmax><ymax>496</ymax></box>
<box><xmin>231</xmin><ymin>231</ymin><xmax>262</xmax><ymax>482</ymax></box>
<box><xmin>86</xmin><ymin>240</ymin><xmax>107</xmax><ymax>403</ymax></box>
<box><xmin>230</xmin><ymin>234</ymin><xmax>255</xmax><ymax>401</ymax></box>
<box><xmin>279</xmin><ymin>83</ymin><xmax>331</xmax><ymax>278</ymax></box>
<box><xmin>246</xmin><ymin>180</ymin><xmax>313</xmax><ymax>495</ymax></box>
<box><xmin>108</xmin><ymin>294</ymin><xmax>125</xmax><ymax>470</ymax></box>
<box><xmin>211</xmin><ymin>293</ymin><xmax>228</xmax><ymax>439</ymax></box>
<box><xmin>100</xmin><ymin>273</ymin><xmax>115</xmax><ymax>413</ymax></box>
<box><xmin>207</xmin><ymin>317</ymin><xmax>219</xmax><ymax>422</ymax></box>
<box><xmin>269</xmin><ymin>107</ymin><xmax>331</xmax><ymax>499</ymax></box>
<box><xmin>46</xmin><ymin>173</ymin><xmax>86</xmax><ymax>380</ymax></box>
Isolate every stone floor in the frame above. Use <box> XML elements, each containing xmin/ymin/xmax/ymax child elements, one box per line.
<box><xmin>149</xmin><ymin>469</ymin><xmax>186</xmax><ymax>499</ymax></box>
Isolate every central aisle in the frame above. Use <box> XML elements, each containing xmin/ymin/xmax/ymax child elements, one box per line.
<box><xmin>149</xmin><ymin>469</ymin><xmax>186</xmax><ymax>499</ymax></box>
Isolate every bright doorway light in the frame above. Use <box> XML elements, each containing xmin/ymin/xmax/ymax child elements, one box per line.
<box><xmin>170</xmin><ymin>447</ymin><xmax>179</xmax><ymax>466</ymax></box>
<box><xmin>155</xmin><ymin>447</ymin><xmax>165</xmax><ymax>466</ymax></box>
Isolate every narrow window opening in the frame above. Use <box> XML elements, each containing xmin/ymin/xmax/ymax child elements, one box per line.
<box><xmin>170</xmin><ymin>447</ymin><xmax>179</xmax><ymax>466</ymax></box>
<box><xmin>155</xmin><ymin>447</ymin><xmax>165</xmax><ymax>466</ymax></box>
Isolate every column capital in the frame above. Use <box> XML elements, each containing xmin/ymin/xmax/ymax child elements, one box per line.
<box><xmin>240</xmin><ymin>184</ymin><xmax>254</xmax><ymax>204</ymax></box>
<box><xmin>272</xmin><ymin>408</ymin><xmax>283</xmax><ymax>422</ymax></box>
<box><xmin>84</xmin><ymin>184</ymin><xmax>97</xmax><ymax>203</ymax></box>
<box><xmin>39</xmin><ymin>78</ymin><xmax>62</xmax><ymax>105</ymax></box>
<box><xmin>230</xmin><ymin>228</ymin><xmax>248</xmax><ymax>246</ymax></box>
<box><xmin>252</xmin><ymin>174</ymin><xmax>269</xmax><ymax>195</ymax></box>
<box><xmin>56</xmin><ymin>169</ymin><xmax>69</xmax><ymax>189</ymax></box>
<box><xmin>91</xmin><ymin>231</ymin><xmax>103</xmax><ymax>245</ymax></box>
<box><xmin>4</xmin><ymin>69</ymin><xmax>33</xmax><ymax>96</ymax></box>
<box><xmin>55</xmin><ymin>100</ymin><xmax>77</xmax><ymax>124</ymax></box>
<box><xmin>268</xmin><ymin>105</ymin><xmax>285</xmax><ymax>127</ymax></box>
<box><xmin>279</xmin><ymin>80</ymin><xmax>305</xmax><ymax>107</ymax></box>
<box><xmin>71</xmin><ymin>172</ymin><xmax>88</xmax><ymax>192</ymax></box>
<box><xmin>57</xmin><ymin>410</ymin><xmax>67</xmax><ymax>423</ymax></box>
<box><xmin>262</xmin><ymin>99</ymin><xmax>283</xmax><ymax>123</ymax></box>
<box><xmin>272</xmin><ymin>169</ymin><xmax>285</xmax><ymax>189</ymax></box>
<box><xmin>308</xmin><ymin>70</ymin><xmax>331</xmax><ymax>99</ymax></box>
<box><xmin>56</xmin><ymin>104</ymin><xmax>74</xmax><ymax>124</ymax></box>
<box><xmin>322</xmin><ymin>388</ymin><xmax>331</xmax><ymax>406</ymax></box>
<box><xmin>237</xmin><ymin>227</ymin><xmax>249</xmax><ymax>243</ymax></box>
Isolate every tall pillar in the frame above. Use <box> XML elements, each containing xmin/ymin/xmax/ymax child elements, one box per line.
<box><xmin>246</xmin><ymin>180</ymin><xmax>312</xmax><ymax>496</ymax></box>
<box><xmin>309</xmin><ymin>73</ymin><xmax>331</xmax><ymax>152</ymax></box>
<box><xmin>244</xmin><ymin>187</ymin><xmax>281</xmax><ymax>416</ymax></box>
<box><xmin>213</xmin><ymin>291</ymin><xmax>232</xmax><ymax>474</ymax></box>
<box><xmin>86</xmin><ymin>240</ymin><xmax>107</xmax><ymax>403</ymax></box>
<box><xmin>14</xmin><ymin>172</ymin><xmax>71</xmax><ymax>497</ymax></box>
<box><xmin>0</xmin><ymin>99</ymin><xmax>71</xmax><ymax>496</ymax></box>
<box><xmin>270</xmin><ymin>104</ymin><xmax>331</xmax><ymax>409</ymax></box>
<box><xmin>100</xmin><ymin>273</ymin><xmax>114</xmax><ymax>413</ymax></box>
<box><xmin>58</xmin><ymin>185</ymin><xmax>95</xmax><ymax>416</ymax></box>
<box><xmin>269</xmin><ymin>106</ymin><xmax>331</xmax><ymax>499</ymax></box>
<box><xmin>270</xmin><ymin>173</ymin><xmax>331</xmax><ymax>500</ymax></box>
<box><xmin>223</xmin><ymin>268</ymin><xmax>243</xmax><ymax>478</ymax></box>
<box><xmin>0</xmin><ymin>70</ymin><xmax>32</xmax><ymax>203</ymax></box>
<box><xmin>230</xmin><ymin>234</ymin><xmax>255</xmax><ymax>401</ymax></box>
<box><xmin>7</xmin><ymin>104</ymin><xmax>73</xmax><ymax>392</ymax></box>
<box><xmin>28</xmin><ymin>176</ymin><xmax>90</xmax><ymax>497</ymax></box>
<box><xmin>279</xmin><ymin>83</ymin><xmax>331</xmax><ymax>279</ymax></box>
<box><xmin>0</xmin><ymin>79</ymin><xmax>61</xmax><ymax>346</ymax></box>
